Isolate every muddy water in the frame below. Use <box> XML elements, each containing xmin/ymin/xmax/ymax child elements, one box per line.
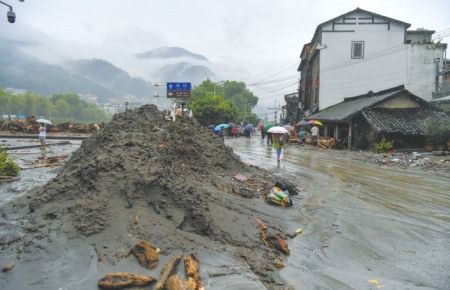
<box><xmin>227</xmin><ymin>137</ymin><xmax>450</xmax><ymax>289</ymax></box>
<box><xmin>0</xmin><ymin>138</ymin><xmax>80</xmax><ymax>207</ymax></box>
<box><xmin>2</xmin><ymin>135</ymin><xmax>449</xmax><ymax>289</ymax></box>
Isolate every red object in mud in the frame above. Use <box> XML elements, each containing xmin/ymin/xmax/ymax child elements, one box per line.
<box><xmin>233</xmin><ymin>174</ymin><xmax>248</xmax><ymax>182</ymax></box>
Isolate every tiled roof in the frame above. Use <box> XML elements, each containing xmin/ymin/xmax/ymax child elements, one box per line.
<box><xmin>309</xmin><ymin>86</ymin><xmax>405</xmax><ymax>121</ymax></box>
<box><xmin>362</xmin><ymin>108</ymin><xmax>449</xmax><ymax>135</ymax></box>
<box><xmin>430</xmin><ymin>95</ymin><xmax>450</xmax><ymax>104</ymax></box>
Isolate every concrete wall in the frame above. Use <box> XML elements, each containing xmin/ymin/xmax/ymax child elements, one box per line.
<box><xmin>316</xmin><ymin>11</ymin><xmax>445</xmax><ymax>110</ymax></box>
<box><xmin>373</xmin><ymin>95</ymin><xmax>420</xmax><ymax>108</ymax></box>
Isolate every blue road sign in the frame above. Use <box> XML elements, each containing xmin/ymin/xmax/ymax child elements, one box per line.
<box><xmin>166</xmin><ymin>82</ymin><xmax>191</xmax><ymax>91</ymax></box>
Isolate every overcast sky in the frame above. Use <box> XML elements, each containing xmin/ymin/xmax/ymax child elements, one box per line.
<box><xmin>1</xmin><ymin>0</ymin><xmax>449</xmax><ymax>106</ymax></box>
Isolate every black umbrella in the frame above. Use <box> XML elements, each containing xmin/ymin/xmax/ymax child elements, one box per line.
<box><xmin>228</xmin><ymin>123</ymin><xmax>236</xmax><ymax>128</ymax></box>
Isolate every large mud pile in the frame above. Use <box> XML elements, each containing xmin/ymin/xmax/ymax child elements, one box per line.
<box><xmin>13</xmin><ymin>105</ymin><xmax>292</xmax><ymax>287</ymax></box>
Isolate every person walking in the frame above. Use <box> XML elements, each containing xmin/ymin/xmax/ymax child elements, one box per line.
<box><xmin>218</xmin><ymin>126</ymin><xmax>225</xmax><ymax>142</ymax></box>
<box><xmin>311</xmin><ymin>124</ymin><xmax>319</xmax><ymax>146</ymax></box>
<box><xmin>273</xmin><ymin>133</ymin><xmax>284</xmax><ymax>162</ymax></box>
<box><xmin>266</xmin><ymin>132</ymin><xmax>273</xmax><ymax>145</ymax></box>
<box><xmin>244</xmin><ymin>126</ymin><xmax>251</xmax><ymax>143</ymax></box>
<box><xmin>226</xmin><ymin>126</ymin><xmax>232</xmax><ymax>138</ymax></box>
<box><xmin>38</xmin><ymin>123</ymin><xmax>46</xmax><ymax>150</ymax></box>
<box><xmin>260</xmin><ymin>124</ymin><xmax>265</xmax><ymax>143</ymax></box>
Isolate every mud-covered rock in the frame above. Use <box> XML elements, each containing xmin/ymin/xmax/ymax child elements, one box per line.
<box><xmin>166</xmin><ymin>274</ymin><xmax>194</xmax><ymax>290</ymax></box>
<box><xmin>132</xmin><ymin>240</ymin><xmax>159</xmax><ymax>270</ymax></box>
<box><xmin>97</xmin><ymin>272</ymin><xmax>156</xmax><ymax>289</ymax></box>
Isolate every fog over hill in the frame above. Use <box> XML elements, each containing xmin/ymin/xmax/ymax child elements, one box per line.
<box><xmin>136</xmin><ymin>47</ymin><xmax>209</xmax><ymax>62</ymax></box>
<box><xmin>0</xmin><ymin>38</ymin><xmax>216</xmax><ymax>101</ymax></box>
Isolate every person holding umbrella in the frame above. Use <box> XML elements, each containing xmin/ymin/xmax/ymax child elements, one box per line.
<box><xmin>273</xmin><ymin>133</ymin><xmax>284</xmax><ymax>162</ymax></box>
<box><xmin>267</xmin><ymin>126</ymin><xmax>289</xmax><ymax>162</ymax></box>
<box><xmin>311</xmin><ymin>124</ymin><xmax>319</xmax><ymax>145</ymax></box>
<box><xmin>243</xmin><ymin>124</ymin><xmax>253</xmax><ymax>143</ymax></box>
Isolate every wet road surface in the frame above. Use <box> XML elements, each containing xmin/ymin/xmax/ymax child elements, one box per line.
<box><xmin>226</xmin><ymin>136</ymin><xmax>450</xmax><ymax>289</ymax></box>
<box><xmin>1</xmin><ymin>135</ymin><xmax>449</xmax><ymax>289</ymax></box>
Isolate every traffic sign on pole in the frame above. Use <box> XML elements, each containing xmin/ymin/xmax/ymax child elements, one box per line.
<box><xmin>166</xmin><ymin>82</ymin><xmax>191</xmax><ymax>98</ymax></box>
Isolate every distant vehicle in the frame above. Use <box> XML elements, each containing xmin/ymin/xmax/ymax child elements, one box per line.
<box><xmin>229</xmin><ymin>127</ymin><xmax>240</xmax><ymax>137</ymax></box>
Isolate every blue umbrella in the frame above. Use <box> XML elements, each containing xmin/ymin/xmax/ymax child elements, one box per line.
<box><xmin>244</xmin><ymin>124</ymin><xmax>253</xmax><ymax>131</ymax></box>
<box><xmin>215</xmin><ymin>124</ymin><xmax>229</xmax><ymax>131</ymax></box>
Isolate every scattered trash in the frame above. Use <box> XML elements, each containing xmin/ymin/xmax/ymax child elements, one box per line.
<box><xmin>267</xmin><ymin>187</ymin><xmax>292</xmax><ymax>207</ymax></box>
<box><xmin>273</xmin><ymin>262</ymin><xmax>285</xmax><ymax>268</ymax></box>
<box><xmin>0</xmin><ymin>176</ymin><xmax>21</xmax><ymax>184</ymax></box>
<box><xmin>2</xmin><ymin>262</ymin><xmax>16</xmax><ymax>272</ymax></box>
<box><xmin>254</xmin><ymin>217</ymin><xmax>290</xmax><ymax>255</ymax></box>
<box><xmin>275</xmin><ymin>179</ymin><xmax>299</xmax><ymax>195</ymax></box>
<box><xmin>233</xmin><ymin>174</ymin><xmax>248</xmax><ymax>182</ymax></box>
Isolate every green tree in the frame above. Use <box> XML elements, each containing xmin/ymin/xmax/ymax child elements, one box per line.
<box><xmin>191</xmin><ymin>96</ymin><xmax>239</xmax><ymax>126</ymax></box>
<box><xmin>54</xmin><ymin>98</ymin><xmax>72</xmax><ymax>118</ymax></box>
<box><xmin>190</xmin><ymin>79</ymin><xmax>260</xmax><ymax>125</ymax></box>
<box><xmin>0</xmin><ymin>146</ymin><xmax>20</xmax><ymax>176</ymax></box>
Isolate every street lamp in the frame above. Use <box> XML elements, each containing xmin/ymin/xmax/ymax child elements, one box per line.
<box><xmin>1</xmin><ymin>0</ymin><xmax>23</xmax><ymax>23</ymax></box>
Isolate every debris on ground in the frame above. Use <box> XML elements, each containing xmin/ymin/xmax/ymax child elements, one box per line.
<box><xmin>156</xmin><ymin>254</ymin><xmax>183</xmax><ymax>290</ymax></box>
<box><xmin>316</xmin><ymin>137</ymin><xmax>336</xmax><ymax>149</ymax></box>
<box><xmin>97</xmin><ymin>272</ymin><xmax>156</xmax><ymax>289</ymax></box>
<box><xmin>275</xmin><ymin>179</ymin><xmax>299</xmax><ymax>195</ymax></box>
<box><xmin>266</xmin><ymin>187</ymin><xmax>292</xmax><ymax>207</ymax></box>
<box><xmin>132</xmin><ymin>241</ymin><xmax>159</xmax><ymax>270</ymax></box>
<box><xmin>0</xmin><ymin>116</ymin><xmax>100</xmax><ymax>134</ymax></box>
<box><xmin>2</xmin><ymin>261</ymin><xmax>16</xmax><ymax>272</ymax></box>
<box><xmin>233</xmin><ymin>173</ymin><xmax>248</xmax><ymax>182</ymax></box>
<box><xmin>0</xmin><ymin>176</ymin><xmax>21</xmax><ymax>184</ymax></box>
<box><xmin>20</xmin><ymin>153</ymin><xmax>70</xmax><ymax>170</ymax></box>
<box><xmin>184</xmin><ymin>253</ymin><xmax>203</xmax><ymax>290</ymax></box>
<box><xmin>254</xmin><ymin>217</ymin><xmax>290</xmax><ymax>255</ymax></box>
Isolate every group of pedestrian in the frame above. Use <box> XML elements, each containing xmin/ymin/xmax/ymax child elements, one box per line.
<box><xmin>217</xmin><ymin>122</ymin><xmax>320</xmax><ymax>163</ymax></box>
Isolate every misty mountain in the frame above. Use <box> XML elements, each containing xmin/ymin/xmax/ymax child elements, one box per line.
<box><xmin>159</xmin><ymin>62</ymin><xmax>215</xmax><ymax>85</ymax></box>
<box><xmin>0</xmin><ymin>40</ymin><xmax>216</xmax><ymax>102</ymax></box>
<box><xmin>64</xmin><ymin>59</ymin><xmax>153</xmax><ymax>99</ymax></box>
<box><xmin>136</xmin><ymin>46</ymin><xmax>209</xmax><ymax>62</ymax></box>
<box><xmin>0</xmin><ymin>43</ymin><xmax>120</xmax><ymax>101</ymax></box>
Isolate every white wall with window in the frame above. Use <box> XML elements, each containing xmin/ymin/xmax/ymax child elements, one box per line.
<box><xmin>317</xmin><ymin>16</ymin><xmax>444</xmax><ymax>109</ymax></box>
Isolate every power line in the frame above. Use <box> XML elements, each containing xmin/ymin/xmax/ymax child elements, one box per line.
<box><xmin>240</xmin><ymin>59</ymin><xmax>301</xmax><ymax>81</ymax></box>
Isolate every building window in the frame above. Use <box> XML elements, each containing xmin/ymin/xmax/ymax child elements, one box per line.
<box><xmin>351</xmin><ymin>41</ymin><xmax>364</xmax><ymax>59</ymax></box>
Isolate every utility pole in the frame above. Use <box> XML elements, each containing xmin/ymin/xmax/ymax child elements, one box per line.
<box><xmin>214</xmin><ymin>80</ymin><xmax>224</xmax><ymax>98</ymax></box>
<box><xmin>268</xmin><ymin>100</ymin><xmax>280</xmax><ymax>124</ymax></box>
<box><xmin>434</xmin><ymin>58</ymin><xmax>441</xmax><ymax>93</ymax></box>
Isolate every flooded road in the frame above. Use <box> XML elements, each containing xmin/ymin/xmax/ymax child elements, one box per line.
<box><xmin>226</xmin><ymin>137</ymin><xmax>450</xmax><ymax>289</ymax></box>
<box><xmin>1</xmin><ymin>135</ymin><xmax>449</xmax><ymax>289</ymax></box>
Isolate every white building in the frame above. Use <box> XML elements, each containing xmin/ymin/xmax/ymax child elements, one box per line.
<box><xmin>3</xmin><ymin>87</ymin><xmax>27</xmax><ymax>95</ymax></box>
<box><xmin>298</xmin><ymin>7</ymin><xmax>447</xmax><ymax>115</ymax></box>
